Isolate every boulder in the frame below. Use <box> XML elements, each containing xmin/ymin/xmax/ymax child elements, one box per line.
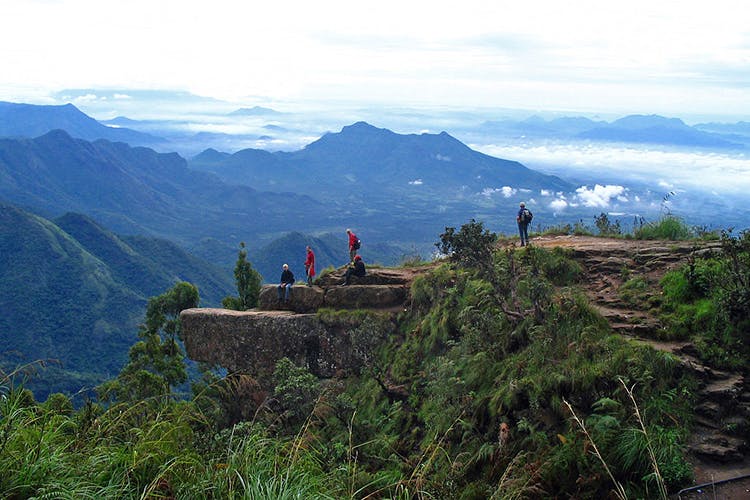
<box><xmin>324</xmin><ymin>284</ymin><xmax>407</xmax><ymax>309</ymax></box>
<box><xmin>258</xmin><ymin>284</ymin><xmax>324</xmax><ymax>313</ymax></box>
<box><xmin>316</xmin><ymin>267</ymin><xmax>414</xmax><ymax>286</ymax></box>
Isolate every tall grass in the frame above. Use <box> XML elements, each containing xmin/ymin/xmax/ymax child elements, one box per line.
<box><xmin>634</xmin><ymin>215</ymin><xmax>693</xmax><ymax>240</ymax></box>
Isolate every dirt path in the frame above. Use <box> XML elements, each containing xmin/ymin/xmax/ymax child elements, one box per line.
<box><xmin>527</xmin><ymin>235</ymin><xmax>750</xmax><ymax>489</ymax></box>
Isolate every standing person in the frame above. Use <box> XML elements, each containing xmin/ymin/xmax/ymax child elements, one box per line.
<box><xmin>346</xmin><ymin>228</ymin><xmax>360</xmax><ymax>264</ymax></box>
<box><xmin>277</xmin><ymin>264</ymin><xmax>295</xmax><ymax>302</ymax></box>
<box><xmin>343</xmin><ymin>255</ymin><xmax>366</xmax><ymax>285</ymax></box>
<box><xmin>516</xmin><ymin>202</ymin><xmax>533</xmax><ymax>247</ymax></box>
<box><xmin>304</xmin><ymin>245</ymin><xmax>316</xmax><ymax>286</ymax></box>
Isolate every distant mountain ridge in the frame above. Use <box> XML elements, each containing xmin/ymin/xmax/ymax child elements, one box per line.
<box><xmin>190</xmin><ymin>121</ymin><xmax>572</xmax><ymax>201</ymax></box>
<box><xmin>0</xmin><ymin>129</ymin><xmax>323</xmax><ymax>252</ymax></box>
<box><xmin>576</xmin><ymin>114</ymin><xmax>743</xmax><ymax>148</ymax></box>
<box><xmin>228</xmin><ymin>106</ymin><xmax>283</xmax><ymax>116</ymax></box>
<box><xmin>0</xmin><ymin>101</ymin><xmax>164</xmax><ymax>146</ymax></box>
<box><xmin>477</xmin><ymin>113</ymin><xmax>745</xmax><ymax>149</ymax></box>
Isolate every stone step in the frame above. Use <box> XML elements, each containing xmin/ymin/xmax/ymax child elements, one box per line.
<box><xmin>689</xmin><ymin>432</ymin><xmax>747</xmax><ymax>463</ymax></box>
<box><xmin>698</xmin><ymin>374</ymin><xmax>745</xmax><ymax>403</ymax></box>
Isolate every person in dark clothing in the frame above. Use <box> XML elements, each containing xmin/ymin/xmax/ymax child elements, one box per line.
<box><xmin>517</xmin><ymin>201</ymin><xmax>532</xmax><ymax>247</ymax></box>
<box><xmin>277</xmin><ymin>264</ymin><xmax>295</xmax><ymax>302</ymax></box>
<box><xmin>343</xmin><ymin>255</ymin><xmax>366</xmax><ymax>285</ymax></box>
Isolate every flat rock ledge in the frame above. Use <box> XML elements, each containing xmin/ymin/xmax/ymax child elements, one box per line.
<box><xmin>258</xmin><ymin>282</ymin><xmax>408</xmax><ymax>313</ymax></box>
<box><xmin>181</xmin><ymin>307</ymin><xmax>396</xmax><ymax>388</ymax></box>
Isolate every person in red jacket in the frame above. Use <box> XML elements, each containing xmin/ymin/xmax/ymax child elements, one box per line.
<box><xmin>304</xmin><ymin>245</ymin><xmax>316</xmax><ymax>286</ymax></box>
<box><xmin>346</xmin><ymin>228</ymin><xmax>360</xmax><ymax>264</ymax></box>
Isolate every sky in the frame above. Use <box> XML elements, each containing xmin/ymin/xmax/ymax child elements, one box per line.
<box><xmin>1</xmin><ymin>0</ymin><xmax>749</xmax><ymax>121</ymax></box>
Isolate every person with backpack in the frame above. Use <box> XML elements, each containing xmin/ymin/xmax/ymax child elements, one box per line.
<box><xmin>516</xmin><ymin>202</ymin><xmax>533</xmax><ymax>247</ymax></box>
<box><xmin>346</xmin><ymin>228</ymin><xmax>360</xmax><ymax>264</ymax></box>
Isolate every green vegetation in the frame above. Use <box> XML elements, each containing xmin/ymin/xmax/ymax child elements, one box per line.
<box><xmin>660</xmin><ymin>230</ymin><xmax>750</xmax><ymax>369</ymax></box>
<box><xmin>3</xmin><ymin>222</ymin><xmax>725</xmax><ymax>498</ymax></box>
<box><xmin>534</xmin><ymin>212</ymin><xmax>721</xmax><ymax>242</ymax></box>
<box><xmin>634</xmin><ymin>215</ymin><xmax>693</xmax><ymax>240</ymax></box>
<box><xmin>222</xmin><ymin>242</ymin><xmax>262</xmax><ymax>310</ymax></box>
<box><xmin>0</xmin><ymin>205</ymin><xmax>233</xmax><ymax>400</ymax></box>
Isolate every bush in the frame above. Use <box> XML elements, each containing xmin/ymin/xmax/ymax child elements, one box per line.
<box><xmin>635</xmin><ymin>216</ymin><xmax>693</xmax><ymax>240</ymax></box>
<box><xmin>436</xmin><ymin>219</ymin><xmax>496</xmax><ymax>272</ymax></box>
<box><xmin>594</xmin><ymin>213</ymin><xmax>622</xmax><ymax>236</ymax></box>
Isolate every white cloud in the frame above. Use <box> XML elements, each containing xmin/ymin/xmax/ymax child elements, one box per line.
<box><xmin>435</xmin><ymin>154</ymin><xmax>451</xmax><ymax>162</ymax></box>
<box><xmin>477</xmin><ymin>185</ymin><xmax>517</xmax><ymax>198</ymax></box>
<box><xmin>550</xmin><ymin>199</ymin><xmax>568</xmax><ymax>212</ymax></box>
<box><xmin>0</xmin><ymin>1</ymin><xmax>749</xmax><ymax>117</ymax></box>
<box><xmin>575</xmin><ymin>184</ymin><xmax>626</xmax><ymax>208</ymax></box>
<box><xmin>72</xmin><ymin>93</ymin><xmax>100</xmax><ymax>103</ymax></box>
<box><xmin>477</xmin><ymin>142</ymin><xmax>750</xmax><ymax>194</ymax></box>
<box><xmin>409</xmin><ymin>179</ymin><xmax>423</xmax><ymax>185</ymax></box>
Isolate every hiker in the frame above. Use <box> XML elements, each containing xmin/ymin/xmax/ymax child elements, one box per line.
<box><xmin>343</xmin><ymin>255</ymin><xmax>366</xmax><ymax>285</ymax></box>
<box><xmin>346</xmin><ymin>228</ymin><xmax>360</xmax><ymax>263</ymax></box>
<box><xmin>516</xmin><ymin>202</ymin><xmax>533</xmax><ymax>247</ymax></box>
<box><xmin>304</xmin><ymin>245</ymin><xmax>315</xmax><ymax>286</ymax></box>
<box><xmin>277</xmin><ymin>264</ymin><xmax>295</xmax><ymax>302</ymax></box>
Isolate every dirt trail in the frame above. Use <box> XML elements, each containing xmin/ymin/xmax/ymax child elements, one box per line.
<box><xmin>528</xmin><ymin>235</ymin><xmax>749</xmax><ymax>488</ymax></box>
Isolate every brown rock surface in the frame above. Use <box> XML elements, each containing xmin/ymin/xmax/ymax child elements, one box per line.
<box><xmin>258</xmin><ymin>284</ymin><xmax>324</xmax><ymax>313</ymax></box>
<box><xmin>181</xmin><ymin>307</ymin><xmax>395</xmax><ymax>389</ymax></box>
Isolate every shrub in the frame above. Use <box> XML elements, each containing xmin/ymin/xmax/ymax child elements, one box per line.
<box><xmin>594</xmin><ymin>213</ymin><xmax>622</xmax><ymax>236</ymax></box>
<box><xmin>634</xmin><ymin>216</ymin><xmax>693</xmax><ymax>240</ymax></box>
<box><xmin>436</xmin><ymin>219</ymin><xmax>496</xmax><ymax>272</ymax></box>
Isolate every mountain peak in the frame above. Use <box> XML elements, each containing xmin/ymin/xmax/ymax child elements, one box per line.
<box><xmin>228</xmin><ymin>106</ymin><xmax>281</xmax><ymax>116</ymax></box>
<box><xmin>340</xmin><ymin>121</ymin><xmax>384</xmax><ymax>133</ymax></box>
<box><xmin>612</xmin><ymin>114</ymin><xmax>687</xmax><ymax>130</ymax></box>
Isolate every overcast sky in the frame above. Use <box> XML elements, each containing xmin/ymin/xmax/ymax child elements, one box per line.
<box><xmin>1</xmin><ymin>0</ymin><xmax>749</xmax><ymax>120</ymax></box>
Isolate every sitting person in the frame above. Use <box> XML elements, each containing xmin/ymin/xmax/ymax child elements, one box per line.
<box><xmin>277</xmin><ymin>264</ymin><xmax>295</xmax><ymax>302</ymax></box>
<box><xmin>343</xmin><ymin>255</ymin><xmax>366</xmax><ymax>285</ymax></box>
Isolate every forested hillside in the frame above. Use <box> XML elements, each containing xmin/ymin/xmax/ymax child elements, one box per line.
<box><xmin>0</xmin><ymin>203</ymin><xmax>233</xmax><ymax>398</ymax></box>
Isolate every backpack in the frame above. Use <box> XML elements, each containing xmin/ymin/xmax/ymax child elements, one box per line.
<box><xmin>353</xmin><ymin>239</ymin><xmax>361</xmax><ymax>250</ymax></box>
<box><xmin>521</xmin><ymin>208</ymin><xmax>533</xmax><ymax>223</ymax></box>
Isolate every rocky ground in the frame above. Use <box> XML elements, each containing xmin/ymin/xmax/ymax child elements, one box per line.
<box><xmin>528</xmin><ymin>235</ymin><xmax>750</xmax><ymax>494</ymax></box>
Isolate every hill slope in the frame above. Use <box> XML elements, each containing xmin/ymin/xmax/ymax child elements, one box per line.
<box><xmin>0</xmin><ymin>130</ymin><xmax>322</xmax><ymax>253</ymax></box>
<box><xmin>0</xmin><ymin>204</ymin><xmax>234</xmax><ymax>399</ymax></box>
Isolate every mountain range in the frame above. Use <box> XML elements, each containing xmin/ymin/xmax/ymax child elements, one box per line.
<box><xmin>475</xmin><ymin>114</ymin><xmax>747</xmax><ymax>149</ymax></box>
<box><xmin>189</xmin><ymin>121</ymin><xmax>571</xmax><ymax>207</ymax></box>
<box><xmin>0</xmin><ymin>129</ymin><xmax>322</xmax><ymax>257</ymax></box>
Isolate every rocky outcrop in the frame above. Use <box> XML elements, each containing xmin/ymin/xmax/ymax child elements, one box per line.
<box><xmin>180</xmin><ymin>266</ymin><xmax>422</xmax><ymax>389</ymax></box>
<box><xmin>181</xmin><ymin>308</ymin><xmax>396</xmax><ymax>389</ymax></box>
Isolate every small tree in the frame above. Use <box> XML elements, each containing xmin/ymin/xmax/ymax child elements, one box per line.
<box><xmin>436</xmin><ymin>219</ymin><xmax>496</xmax><ymax>272</ymax></box>
<box><xmin>594</xmin><ymin>212</ymin><xmax>622</xmax><ymax>236</ymax></box>
<box><xmin>223</xmin><ymin>242</ymin><xmax>262</xmax><ymax>310</ymax></box>
<box><xmin>98</xmin><ymin>281</ymin><xmax>199</xmax><ymax>403</ymax></box>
